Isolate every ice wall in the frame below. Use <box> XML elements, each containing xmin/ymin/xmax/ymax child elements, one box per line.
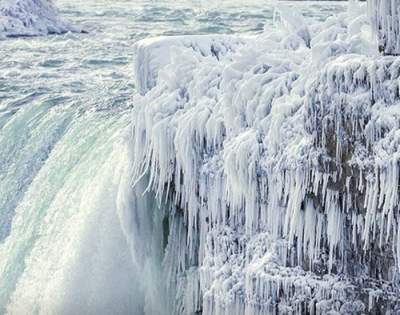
<box><xmin>131</xmin><ymin>2</ymin><xmax>400</xmax><ymax>314</ymax></box>
<box><xmin>0</xmin><ymin>0</ymin><xmax>79</xmax><ymax>38</ymax></box>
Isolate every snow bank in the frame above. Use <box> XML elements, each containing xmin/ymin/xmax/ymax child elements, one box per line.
<box><xmin>131</xmin><ymin>1</ymin><xmax>400</xmax><ymax>314</ymax></box>
<box><xmin>0</xmin><ymin>0</ymin><xmax>79</xmax><ymax>38</ymax></box>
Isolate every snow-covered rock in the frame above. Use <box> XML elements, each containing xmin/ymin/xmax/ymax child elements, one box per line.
<box><xmin>0</xmin><ymin>0</ymin><xmax>79</xmax><ymax>38</ymax></box>
<box><xmin>129</xmin><ymin>1</ymin><xmax>400</xmax><ymax>314</ymax></box>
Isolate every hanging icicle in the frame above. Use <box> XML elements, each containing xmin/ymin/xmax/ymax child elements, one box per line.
<box><xmin>369</xmin><ymin>0</ymin><xmax>400</xmax><ymax>55</ymax></box>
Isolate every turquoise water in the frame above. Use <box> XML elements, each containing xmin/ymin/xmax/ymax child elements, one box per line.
<box><xmin>0</xmin><ymin>1</ymin><xmax>346</xmax><ymax>313</ymax></box>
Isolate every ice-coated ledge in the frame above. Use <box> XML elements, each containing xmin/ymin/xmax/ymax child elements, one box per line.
<box><xmin>133</xmin><ymin>35</ymin><xmax>246</xmax><ymax>95</ymax></box>
<box><xmin>0</xmin><ymin>0</ymin><xmax>79</xmax><ymax>38</ymax></box>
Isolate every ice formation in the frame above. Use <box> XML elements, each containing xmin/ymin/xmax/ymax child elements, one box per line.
<box><xmin>134</xmin><ymin>36</ymin><xmax>245</xmax><ymax>96</ymax></box>
<box><xmin>129</xmin><ymin>1</ymin><xmax>400</xmax><ymax>314</ymax></box>
<box><xmin>0</xmin><ymin>0</ymin><xmax>79</xmax><ymax>38</ymax></box>
<box><xmin>369</xmin><ymin>0</ymin><xmax>400</xmax><ymax>55</ymax></box>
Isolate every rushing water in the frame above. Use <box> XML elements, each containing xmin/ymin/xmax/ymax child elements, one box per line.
<box><xmin>0</xmin><ymin>1</ymin><xmax>345</xmax><ymax>314</ymax></box>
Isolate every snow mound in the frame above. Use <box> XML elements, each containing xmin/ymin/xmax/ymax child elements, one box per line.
<box><xmin>130</xmin><ymin>2</ymin><xmax>400</xmax><ymax>314</ymax></box>
<box><xmin>0</xmin><ymin>0</ymin><xmax>79</xmax><ymax>38</ymax></box>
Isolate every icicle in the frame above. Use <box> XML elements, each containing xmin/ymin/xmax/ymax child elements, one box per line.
<box><xmin>368</xmin><ymin>0</ymin><xmax>400</xmax><ymax>55</ymax></box>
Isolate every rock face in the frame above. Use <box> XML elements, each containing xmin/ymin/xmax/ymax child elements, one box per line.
<box><xmin>129</xmin><ymin>2</ymin><xmax>400</xmax><ymax>314</ymax></box>
<box><xmin>0</xmin><ymin>0</ymin><xmax>79</xmax><ymax>38</ymax></box>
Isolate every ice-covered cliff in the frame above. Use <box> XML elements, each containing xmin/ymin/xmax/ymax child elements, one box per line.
<box><xmin>129</xmin><ymin>2</ymin><xmax>400</xmax><ymax>314</ymax></box>
<box><xmin>0</xmin><ymin>0</ymin><xmax>79</xmax><ymax>38</ymax></box>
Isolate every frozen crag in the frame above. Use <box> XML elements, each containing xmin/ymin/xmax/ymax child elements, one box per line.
<box><xmin>0</xmin><ymin>0</ymin><xmax>79</xmax><ymax>38</ymax></box>
<box><xmin>129</xmin><ymin>2</ymin><xmax>400</xmax><ymax>314</ymax></box>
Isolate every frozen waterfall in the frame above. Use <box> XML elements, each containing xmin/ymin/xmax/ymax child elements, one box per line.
<box><xmin>0</xmin><ymin>0</ymin><xmax>399</xmax><ymax>314</ymax></box>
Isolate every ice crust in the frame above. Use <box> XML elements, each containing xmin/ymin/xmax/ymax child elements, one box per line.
<box><xmin>130</xmin><ymin>2</ymin><xmax>400</xmax><ymax>314</ymax></box>
<box><xmin>0</xmin><ymin>0</ymin><xmax>79</xmax><ymax>38</ymax></box>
